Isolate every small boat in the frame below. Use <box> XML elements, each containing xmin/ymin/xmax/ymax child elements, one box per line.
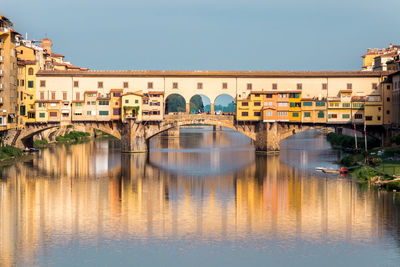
<box><xmin>29</xmin><ymin>147</ymin><xmax>40</xmax><ymax>152</ymax></box>
<box><xmin>315</xmin><ymin>167</ymin><xmax>340</xmax><ymax>174</ymax></box>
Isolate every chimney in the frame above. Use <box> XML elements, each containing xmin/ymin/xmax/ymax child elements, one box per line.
<box><xmin>40</xmin><ymin>38</ymin><xmax>52</xmax><ymax>54</ymax></box>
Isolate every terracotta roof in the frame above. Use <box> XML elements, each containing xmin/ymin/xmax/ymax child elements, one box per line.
<box><xmin>36</xmin><ymin>70</ymin><xmax>393</xmax><ymax>78</ymax></box>
<box><xmin>110</xmin><ymin>89</ymin><xmax>124</xmax><ymax>92</ymax></box>
<box><xmin>17</xmin><ymin>60</ymin><xmax>37</xmax><ymax>65</ymax></box>
<box><xmin>97</xmin><ymin>96</ymin><xmax>111</xmax><ymax>100</ymax></box>
<box><xmin>123</xmin><ymin>92</ymin><xmax>142</xmax><ymax>97</ymax></box>
<box><xmin>51</xmin><ymin>53</ymin><xmax>65</xmax><ymax>58</ymax></box>
<box><xmin>72</xmin><ymin>100</ymin><xmax>84</xmax><ymax>103</ymax></box>
<box><xmin>340</xmin><ymin>89</ymin><xmax>352</xmax><ymax>93</ymax></box>
<box><xmin>35</xmin><ymin>99</ymin><xmax>61</xmax><ymax>103</ymax></box>
<box><xmin>301</xmin><ymin>98</ymin><xmax>314</xmax><ymax>101</ymax></box>
<box><xmin>352</xmin><ymin>96</ymin><xmax>366</xmax><ymax>101</ymax></box>
<box><xmin>84</xmin><ymin>91</ymin><xmax>98</xmax><ymax>94</ymax></box>
<box><xmin>148</xmin><ymin>91</ymin><xmax>164</xmax><ymax>95</ymax></box>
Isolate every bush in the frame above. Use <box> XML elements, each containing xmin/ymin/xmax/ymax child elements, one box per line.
<box><xmin>33</xmin><ymin>139</ymin><xmax>48</xmax><ymax>147</ymax></box>
<box><xmin>327</xmin><ymin>132</ymin><xmax>380</xmax><ymax>150</ymax></box>
<box><xmin>352</xmin><ymin>166</ymin><xmax>377</xmax><ymax>181</ymax></box>
<box><xmin>0</xmin><ymin>146</ymin><xmax>23</xmax><ymax>160</ymax></box>
<box><xmin>56</xmin><ymin>131</ymin><xmax>90</xmax><ymax>142</ymax></box>
<box><xmin>340</xmin><ymin>155</ymin><xmax>356</xmax><ymax>167</ymax></box>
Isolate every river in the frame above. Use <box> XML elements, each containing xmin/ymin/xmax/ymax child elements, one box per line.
<box><xmin>0</xmin><ymin>127</ymin><xmax>400</xmax><ymax>266</ymax></box>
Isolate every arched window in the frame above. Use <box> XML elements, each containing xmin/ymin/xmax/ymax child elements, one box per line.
<box><xmin>28</xmin><ymin>68</ymin><xmax>34</xmax><ymax>75</ymax></box>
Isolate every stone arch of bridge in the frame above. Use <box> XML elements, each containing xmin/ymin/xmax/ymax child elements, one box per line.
<box><xmin>71</xmin><ymin>122</ymin><xmax>122</xmax><ymax>139</ymax></box>
<box><xmin>18</xmin><ymin>124</ymin><xmax>61</xmax><ymax>148</ymax></box>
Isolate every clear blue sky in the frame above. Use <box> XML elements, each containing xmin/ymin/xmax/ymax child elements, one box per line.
<box><xmin>3</xmin><ymin>0</ymin><xmax>400</xmax><ymax>71</ymax></box>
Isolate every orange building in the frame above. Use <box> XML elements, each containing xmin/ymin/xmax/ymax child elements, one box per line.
<box><xmin>110</xmin><ymin>89</ymin><xmax>123</xmax><ymax>121</ymax></box>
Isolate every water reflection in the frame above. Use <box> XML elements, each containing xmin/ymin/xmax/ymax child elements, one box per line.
<box><xmin>0</xmin><ymin>129</ymin><xmax>400</xmax><ymax>266</ymax></box>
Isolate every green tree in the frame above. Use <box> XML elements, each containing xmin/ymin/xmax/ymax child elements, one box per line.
<box><xmin>166</xmin><ymin>94</ymin><xmax>186</xmax><ymax>112</ymax></box>
<box><xmin>190</xmin><ymin>95</ymin><xmax>204</xmax><ymax>114</ymax></box>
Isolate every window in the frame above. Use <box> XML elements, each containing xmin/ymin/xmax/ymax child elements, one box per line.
<box><xmin>20</xmin><ymin>106</ymin><xmax>26</xmax><ymax>116</ymax></box>
<box><xmin>76</xmin><ymin>92</ymin><xmax>80</xmax><ymax>100</ymax></box>
<box><xmin>91</xmin><ymin>101</ymin><xmax>96</xmax><ymax>105</ymax></box>
<box><xmin>40</xmin><ymin>91</ymin><xmax>44</xmax><ymax>100</ymax></box>
<box><xmin>197</xmin><ymin>83</ymin><xmax>203</xmax><ymax>89</ymax></box>
<box><xmin>173</xmin><ymin>82</ymin><xmax>178</xmax><ymax>89</ymax></box>
<box><xmin>241</xmin><ymin>102</ymin><xmax>249</xmax><ymax>106</ymax></box>
<box><xmin>353</xmin><ymin>103</ymin><xmax>364</xmax><ymax>108</ymax></box>
<box><xmin>222</xmin><ymin>83</ymin><xmax>228</xmax><ymax>89</ymax></box>
<box><xmin>135</xmin><ymin>100</ymin><xmax>139</xmax><ymax>104</ymax></box>
<box><xmin>242</xmin><ymin>112</ymin><xmax>248</xmax><ymax>116</ymax></box>
<box><xmin>342</xmin><ymin>103</ymin><xmax>350</xmax><ymax>107</ymax></box>
<box><xmin>98</xmin><ymin>81</ymin><xmax>103</xmax><ymax>88</ymax></box>
<box><xmin>266</xmin><ymin>94</ymin><xmax>272</xmax><ymax>98</ymax></box>
<box><xmin>20</xmin><ymin>80</ymin><xmax>25</xmax><ymax>87</ymax></box>
<box><xmin>63</xmin><ymin>92</ymin><xmax>67</xmax><ymax>101</ymax></box>
<box><xmin>123</xmin><ymin>82</ymin><xmax>128</xmax><ymax>88</ymax></box>
<box><xmin>113</xmin><ymin>92</ymin><xmax>121</xmax><ymax>97</ymax></box>
<box><xmin>318</xmin><ymin>111</ymin><xmax>324</xmax><ymax>118</ymax></box>
<box><xmin>40</xmin><ymin>80</ymin><xmax>46</xmax><ymax>87</ymax></box>
<box><xmin>247</xmin><ymin>83</ymin><xmax>252</xmax><ymax>90</ymax></box>
<box><xmin>278</xmin><ymin>111</ymin><xmax>288</xmax><ymax>116</ymax></box>
<box><xmin>254</xmin><ymin>102</ymin><xmax>261</xmax><ymax>106</ymax></box>
<box><xmin>254</xmin><ymin>112</ymin><xmax>261</xmax><ymax>116</ymax></box>
<box><xmin>269</xmin><ymin>102</ymin><xmax>273</xmax><ymax>106</ymax></box>
<box><xmin>51</xmin><ymin>92</ymin><xmax>56</xmax><ymax>100</ymax></box>
<box><xmin>303</xmin><ymin>102</ymin><xmax>312</xmax><ymax>106</ymax></box>
<box><xmin>387</xmin><ymin>110</ymin><xmax>390</xmax><ymax>115</ymax></box>
<box><xmin>28</xmin><ymin>81</ymin><xmax>34</xmax><ymax>88</ymax></box>
<box><xmin>366</xmin><ymin>116</ymin><xmax>372</xmax><ymax>121</ymax></box>
<box><xmin>316</xmin><ymin>101</ymin><xmax>325</xmax><ymax>107</ymax></box>
<box><xmin>372</xmin><ymin>83</ymin><xmax>377</xmax><ymax>89</ymax></box>
<box><xmin>272</xmin><ymin>83</ymin><xmax>278</xmax><ymax>90</ymax></box>
<box><xmin>292</xmin><ymin>112</ymin><xmax>299</xmax><ymax>117</ymax></box>
<box><xmin>279</xmin><ymin>93</ymin><xmax>287</xmax><ymax>98</ymax></box>
<box><xmin>148</xmin><ymin>82</ymin><xmax>153</xmax><ymax>89</ymax></box>
<box><xmin>347</xmin><ymin>83</ymin><xmax>352</xmax><ymax>90</ymax></box>
<box><xmin>73</xmin><ymin>81</ymin><xmax>79</xmax><ymax>88</ymax></box>
<box><xmin>289</xmin><ymin>93</ymin><xmax>300</xmax><ymax>98</ymax></box>
<box><xmin>87</xmin><ymin>111</ymin><xmax>92</xmax><ymax>115</ymax></box>
<box><xmin>355</xmin><ymin>114</ymin><xmax>363</xmax><ymax>119</ymax></box>
<box><xmin>378</xmin><ymin>116</ymin><xmax>381</xmax><ymax>121</ymax></box>
<box><xmin>342</xmin><ymin>114</ymin><xmax>350</xmax><ymax>119</ymax></box>
<box><xmin>125</xmin><ymin>99</ymin><xmax>129</xmax><ymax>104</ymax></box>
<box><xmin>387</xmin><ymin>85</ymin><xmax>390</xmax><ymax>90</ymax></box>
<box><xmin>49</xmin><ymin>112</ymin><xmax>57</xmax><ymax>117</ymax></box>
<box><xmin>75</xmin><ymin>102</ymin><xmax>82</xmax><ymax>107</ymax></box>
<box><xmin>28</xmin><ymin>113</ymin><xmax>35</xmax><ymax>119</ymax></box>
<box><xmin>39</xmin><ymin>113</ymin><xmax>45</xmax><ymax>118</ymax></box>
<box><xmin>304</xmin><ymin>112</ymin><xmax>311</xmax><ymax>118</ymax></box>
<box><xmin>28</xmin><ymin>68</ymin><xmax>34</xmax><ymax>75</ymax></box>
<box><xmin>322</xmin><ymin>83</ymin><xmax>328</xmax><ymax>90</ymax></box>
<box><xmin>278</xmin><ymin>102</ymin><xmax>288</xmax><ymax>107</ymax></box>
<box><xmin>113</xmin><ymin>108</ymin><xmax>121</xmax><ymax>115</ymax></box>
<box><xmin>99</xmin><ymin>100</ymin><xmax>109</xmax><ymax>105</ymax></box>
<box><xmin>387</xmin><ymin>97</ymin><xmax>391</xmax><ymax>102</ymax></box>
<box><xmin>297</xmin><ymin>83</ymin><xmax>302</xmax><ymax>90</ymax></box>
<box><xmin>99</xmin><ymin>111</ymin><xmax>109</xmax><ymax>116</ymax></box>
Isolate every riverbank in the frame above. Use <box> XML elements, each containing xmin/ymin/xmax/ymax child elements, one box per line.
<box><xmin>329</xmin><ymin>132</ymin><xmax>400</xmax><ymax>191</ymax></box>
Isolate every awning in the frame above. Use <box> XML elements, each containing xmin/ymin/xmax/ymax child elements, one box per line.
<box><xmin>62</xmin><ymin>110</ymin><xmax>70</xmax><ymax>114</ymax></box>
<box><xmin>74</xmin><ymin>110</ymin><xmax>82</xmax><ymax>114</ymax></box>
<box><xmin>8</xmin><ymin>114</ymin><xmax>15</xmax><ymax>119</ymax></box>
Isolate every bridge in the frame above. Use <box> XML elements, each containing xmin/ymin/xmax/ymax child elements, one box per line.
<box><xmin>3</xmin><ymin>115</ymin><xmax>318</xmax><ymax>153</ymax></box>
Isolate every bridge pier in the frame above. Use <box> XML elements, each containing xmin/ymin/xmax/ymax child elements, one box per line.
<box><xmin>121</xmin><ymin>119</ymin><xmax>148</xmax><ymax>153</ymax></box>
<box><xmin>255</xmin><ymin>122</ymin><xmax>281</xmax><ymax>153</ymax></box>
<box><xmin>213</xmin><ymin>125</ymin><xmax>221</xmax><ymax>131</ymax></box>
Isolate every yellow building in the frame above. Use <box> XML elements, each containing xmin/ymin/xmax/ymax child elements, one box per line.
<box><xmin>364</xmin><ymin>95</ymin><xmax>383</xmax><ymax>125</ymax></box>
<box><xmin>289</xmin><ymin>91</ymin><xmax>301</xmax><ymax>122</ymax></box>
<box><xmin>35</xmin><ymin>100</ymin><xmax>48</xmax><ymax>123</ymax></box>
<box><xmin>301</xmin><ymin>98</ymin><xmax>314</xmax><ymax>123</ymax></box>
<box><xmin>17</xmin><ymin>60</ymin><xmax>37</xmax><ymax>125</ymax></box>
<box><xmin>381</xmin><ymin>81</ymin><xmax>392</xmax><ymax>125</ymax></box>
<box><xmin>327</xmin><ymin>90</ymin><xmax>352</xmax><ymax>124</ymax></box>
<box><xmin>236</xmin><ymin>92</ymin><xmax>264</xmax><ymax>121</ymax></box>
<box><xmin>0</xmin><ymin>15</ymin><xmax>19</xmax><ymax>130</ymax></box>
<box><xmin>351</xmin><ymin>96</ymin><xmax>365</xmax><ymax>125</ymax></box>
<box><xmin>122</xmin><ymin>92</ymin><xmax>142</xmax><ymax>122</ymax></box>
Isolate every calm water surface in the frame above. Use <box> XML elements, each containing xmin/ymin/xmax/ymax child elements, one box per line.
<box><xmin>1</xmin><ymin>127</ymin><xmax>400</xmax><ymax>266</ymax></box>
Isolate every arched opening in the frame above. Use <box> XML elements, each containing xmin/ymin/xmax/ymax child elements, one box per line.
<box><xmin>214</xmin><ymin>94</ymin><xmax>236</xmax><ymax>115</ymax></box>
<box><xmin>165</xmin><ymin>94</ymin><xmax>186</xmax><ymax>114</ymax></box>
<box><xmin>189</xmin><ymin>94</ymin><xmax>211</xmax><ymax>114</ymax></box>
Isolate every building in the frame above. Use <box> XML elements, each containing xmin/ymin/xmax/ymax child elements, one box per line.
<box><xmin>288</xmin><ymin>91</ymin><xmax>301</xmax><ymax>122</ymax></box>
<box><xmin>362</xmin><ymin>43</ymin><xmax>400</xmax><ymax>71</ymax></box>
<box><xmin>237</xmin><ymin>92</ymin><xmax>264</xmax><ymax>121</ymax></box>
<box><xmin>122</xmin><ymin>92</ymin><xmax>142</xmax><ymax>122</ymax></box>
<box><xmin>17</xmin><ymin>60</ymin><xmax>37</xmax><ymax>125</ymax></box>
<box><xmin>0</xmin><ymin>15</ymin><xmax>19</xmax><ymax>130</ymax></box>
<box><xmin>390</xmin><ymin>71</ymin><xmax>400</xmax><ymax>126</ymax></box>
<box><xmin>142</xmin><ymin>91</ymin><xmax>164</xmax><ymax>121</ymax></box>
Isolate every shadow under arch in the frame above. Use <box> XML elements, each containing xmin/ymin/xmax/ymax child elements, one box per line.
<box><xmin>165</xmin><ymin>93</ymin><xmax>187</xmax><ymax>114</ymax></box>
